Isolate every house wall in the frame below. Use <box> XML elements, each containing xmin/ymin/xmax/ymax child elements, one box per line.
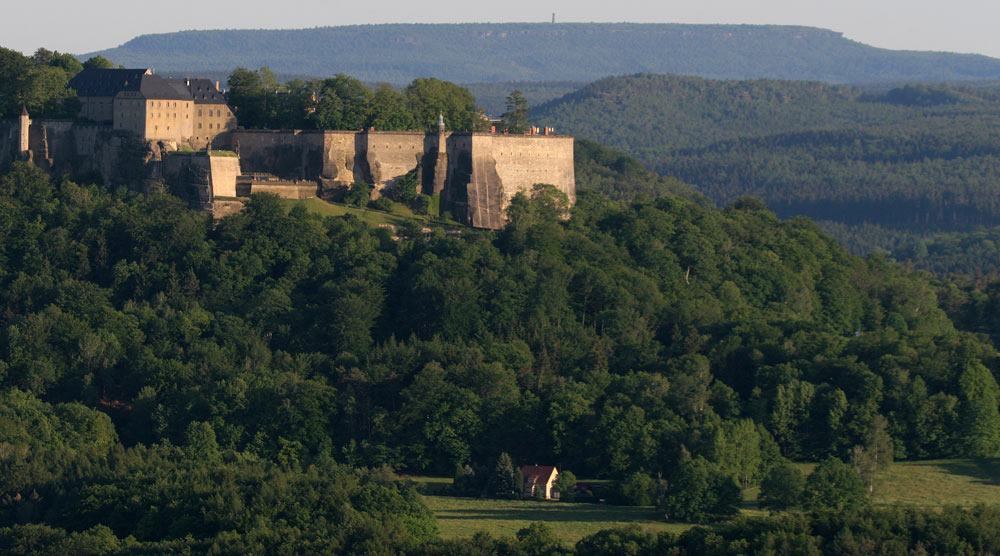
<box><xmin>192</xmin><ymin>104</ymin><xmax>237</xmax><ymax>148</ymax></box>
<box><xmin>113</xmin><ymin>92</ymin><xmax>148</xmax><ymax>136</ymax></box>
<box><xmin>79</xmin><ymin>96</ymin><xmax>114</xmax><ymax>123</ymax></box>
<box><xmin>142</xmin><ymin>98</ymin><xmax>191</xmax><ymax>144</ymax></box>
<box><xmin>545</xmin><ymin>471</ymin><xmax>559</xmax><ymax>499</ymax></box>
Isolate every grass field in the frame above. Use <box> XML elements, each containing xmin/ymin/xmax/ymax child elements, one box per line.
<box><xmin>412</xmin><ymin>459</ymin><xmax>1000</xmax><ymax>542</ymax></box>
<box><xmin>423</xmin><ymin>495</ymin><xmax>689</xmax><ymax>542</ymax></box>
<box><xmin>281</xmin><ymin>198</ymin><xmax>417</xmax><ymax>227</ymax></box>
<box><xmin>873</xmin><ymin>459</ymin><xmax>1000</xmax><ymax>507</ymax></box>
<box><xmin>280</xmin><ymin>198</ymin><xmax>463</xmax><ymax>230</ymax></box>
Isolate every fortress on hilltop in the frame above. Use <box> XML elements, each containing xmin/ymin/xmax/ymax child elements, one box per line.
<box><xmin>233</xmin><ymin>116</ymin><xmax>575</xmax><ymax>229</ymax></box>
<box><xmin>1</xmin><ymin>69</ymin><xmax>575</xmax><ymax>229</ymax></box>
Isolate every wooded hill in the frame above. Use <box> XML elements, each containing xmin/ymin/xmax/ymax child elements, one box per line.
<box><xmin>4</xmin><ymin>155</ymin><xmax>1000</xmax><ymax>550</ymax></box>
<box><xmin>532</xmin><ymin>73</ymin><xmax>1000</xmax><ymax>261</ymax></box>
<box><xmin>82</xmin><ymin>23</ymin><xmax>1000</xmax><ymax>85</ymax></box>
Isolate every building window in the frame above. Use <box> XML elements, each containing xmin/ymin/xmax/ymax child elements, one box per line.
<box><xmin>209</xmin><ymin>123</ymin><xmax>213</xmax><ymax>129</ymax></box>
<box><xmin>198</xmin><ymin>109</ymin><xmax>202</xmax><ymax>116</ymax></box>
<box><xmin>198</xmin><ymin>123</ymin><xmax>202</xmax><ymax>129</ymax></box>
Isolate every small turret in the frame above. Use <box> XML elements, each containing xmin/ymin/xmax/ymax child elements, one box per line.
<box><xmin>18</xmin><ymin>105</ymin><xmax>31</xmax><ymax>157</ymax></box>
<box><xmin>432</xmin><ymin>113</ymin><xmax>448</xmax><ymax>195</ymax></box>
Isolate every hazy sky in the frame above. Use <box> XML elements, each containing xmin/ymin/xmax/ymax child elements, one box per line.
<box><xmin>4</xmin><ymin>0</ymin><xmax>998</xmax><ymax>59</ymax></box>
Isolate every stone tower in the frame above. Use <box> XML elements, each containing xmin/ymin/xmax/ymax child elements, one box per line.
<box><xmin>18</xmin><ymin>105</ymin><xmax>30</xmax><ymax>158</ymax></box>
<box><xmin>431</xmin><ymin>113</ymin><xmax>448</xmax><ymax>194</ymax></box>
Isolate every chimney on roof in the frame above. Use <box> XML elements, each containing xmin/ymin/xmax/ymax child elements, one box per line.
<box><xmin>215</xmin><ymin>81</ymin><xmax>220</xmax><ymax>91</ymax></box>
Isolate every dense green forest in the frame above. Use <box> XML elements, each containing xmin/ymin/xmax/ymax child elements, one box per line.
<box><xmin>0</xmin><ymin>46</ymin><xmax>90</xmax><ymax>119</ymax></box>
<box><xmin>462</xmin><ymin>81</ymin><xmax>584</xmax><ymax>117</ymax></box>
<box><xmin>533</xmin><ymin>73</ymin><xmax>1000</xmax><ymax>267</ymax></box>
<box><xmin>816</xmin><ymin>220</ymin><xmax>1000</xmax><ymax>277</ymax></box>
<box><xmin>225</xmin><ymin>67</ymin><xmax>488</xmax><ymax>132</ymax></box>
<box><xmin>83</xmin><ymin>23</ymin><xmax>1000</xmax><ymax>85</ymax></box>
<box><xmin>4</xmin><ymin>157</ymin><xmax>1000</xmax><ymax>550</ymax></box>
<box><xmin>573</xmin><ymin>139</ymin><xmax>707</xmax><ymax>204</ymax></box>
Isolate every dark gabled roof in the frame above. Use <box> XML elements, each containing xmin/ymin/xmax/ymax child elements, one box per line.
<box><xmin>138</xmin><ymin>75</ymin><xmax>192</xmax><ymax>101</ymax></box>
<box><xmin>520</xmin><ymin>465</ymin><xmax>557</xmax><ymax>485</ymax></box>
<box><xmin>179</xmin><ymin>78</ymin><xmax>228</xmax><ymax>104</ymax></box>
<box><xmin>68</xmin><ymin>68</ymin><xmax>190</xmax><ymax>101</ymax></box>
<box><xmin>69</xmin><ymin>68</ymin><xmax>150</xmax><ymax>97</ymax></box>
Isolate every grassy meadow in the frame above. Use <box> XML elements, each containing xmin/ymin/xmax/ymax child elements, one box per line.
<box><xmin>280</xmin><ymin>198</ymin><xmax>421</xmax><ymax>227</ymax></box>
<box><xmin>411</xmin><ymin>459</ymin><xmax>1000</xmax><ymax>543</ymax></box>
<box><xmin>279</xmin><ymin>197</ymin><xmax>464</xmax><ymax>229</ymax></box>
<box><xmin>872</xmin><ymin>459</ymin><xmax>1000</xmax><ymax>507</ymax></box>
<box><xmin>423</xmin><ymin>495</ymin><xmax>689</xmax><ymax>542</ymax></box>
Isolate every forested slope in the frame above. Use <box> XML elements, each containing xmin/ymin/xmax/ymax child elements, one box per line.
<box><xmin>82</xmin><ymin>23</ymin><xmax>1000</xmax><ymax>85</ymax></box>
<box><xmin>534</xmin><ymin>73</ymin><xmax>1000</xmax><ymax>264</ymax></box>
<box><xmin>3</xmin><ymin>160</ymin><xmax>1000</xmax><ymax>549</ymax></box>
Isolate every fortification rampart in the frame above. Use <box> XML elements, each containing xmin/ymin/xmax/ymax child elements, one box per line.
<box><xmin>162</xmin><ymin>153</ymin><xmax>241</xmax><ymax>208</ymax></box>
<box><xmin>229</xmin><ymin>128</ymin><xmax>575</xmax><ymax>229</ymax></box>
<box><xmin>1</xmin><ymin>118</ymin><xmax>575</xmax><ymax>229</ymax></box>
<box><xmin>450</xmin><ymin>133</ymin><xmax>575</xmax><ymax>229</ymax></box>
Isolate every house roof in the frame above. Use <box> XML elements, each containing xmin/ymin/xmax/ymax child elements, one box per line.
<box><xmin>69</xmin><ymin>68</ymin><xmax>151</xmax><ymax>97</ymax></box>
<box><xmin>520</xmin><ymin>465</ymin><xmax>557</xmax><ymax>485</ymax></box>
<box><xmin>182</xmin><ymin>78</ymin><xmax>228</xmax><ymax>104</ymax></box>
<box><xmin>68</xmin><ymin>69</ymin><xmax>197</xmax><ymax>102</ymax></box>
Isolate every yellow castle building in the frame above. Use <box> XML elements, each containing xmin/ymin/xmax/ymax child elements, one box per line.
<box><xmin>68</xmin><ymin>68</ymin><xmax>237</xmax><ymax>148</ymax></box>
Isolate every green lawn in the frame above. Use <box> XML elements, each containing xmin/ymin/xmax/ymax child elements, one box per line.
<box><xmin>281</xmin><ymin>198</ymin><xmax>419</xmax><ymax>227</ymax></box>
<box><xmin>872</xmin><ymin>459</ymin><xmax>1000</xmax><ymax>507</ymax></box>
<box><xmin>280</xmin><ymin>198</ymin><xmax>461</xmax><ymax>229</ymax></box>
<box><xmin>415</xmin><ymin>459</ymin><xmax>1000</xmax><ymax>543</ymax></box>
<box><xmin>423</xmin><ymin>495</ymin><xmax>689</xmax><ymax>542</ymax></box>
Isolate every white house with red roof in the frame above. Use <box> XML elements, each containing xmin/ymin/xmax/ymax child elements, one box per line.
<box><xmin>521</xmin><ymin>465</ymin><xmax>560</xmax><ymax>499</ymax></box>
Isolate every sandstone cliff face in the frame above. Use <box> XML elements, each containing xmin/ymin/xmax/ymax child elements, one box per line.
<box><xmin>1</xmin><ymin>119</ymin><xmax>165</xmax><ymax>188</ymax></box>
<box><xmin>447</xmin><ymin>133</ymin><xmax>576</xmax><ymax>229</ymax></box>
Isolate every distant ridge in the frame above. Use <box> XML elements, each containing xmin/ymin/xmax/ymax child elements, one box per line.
<box><xmin>82</xmin><ymin>23</ymin><xmax>1000</xmax><ymax>85</ymax></box>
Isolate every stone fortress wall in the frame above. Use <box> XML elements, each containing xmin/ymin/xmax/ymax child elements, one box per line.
<box><xmin>231</xmin><ymin>128</ymin><xmax>575</xmax><ymax>229</ymax></box>
<box><xmin>2</xmin><ymin>115</ymin><xmax>575</xmax><ymax>230</ymax></box>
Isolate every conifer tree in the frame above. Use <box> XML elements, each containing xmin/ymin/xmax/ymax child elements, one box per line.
<box><xmin>492</xmin><ymin>452</ymin><xmax>518</xmax><ymax>498</ymax></box>
<box><xmin>958</xmin><ymin>362</ymin><xmax>1000</xmax><ymax>457</ymax></box>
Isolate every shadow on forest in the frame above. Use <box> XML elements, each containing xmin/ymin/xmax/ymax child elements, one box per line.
<box><xmin>934</xmin><ymin>459</ymin><xmax>1000</xmax><ymax>487</ymax></box>
<box><xmin>435</xmin><ymin>502</ymin><xmax>660</xmax><ymax>523</ymax></box>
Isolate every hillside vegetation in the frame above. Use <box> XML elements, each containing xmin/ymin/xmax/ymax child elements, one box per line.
<box><xmin>83</xmin><ymin>23</ymin><xmax>1000</xmax><ymax>85</ymax></box>
<box><xmin>4</xmin><ymin>145</ymin><xmax>1000</xmax><ymax>550</ymax></box>
<box><xmin>534</xmin><ymin>73</ymin><xmax>1000</xmax><ymax>266</ymax></box>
